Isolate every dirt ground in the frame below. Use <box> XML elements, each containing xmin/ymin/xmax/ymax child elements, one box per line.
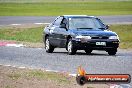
<box><xmin>0</xmin><ymin>65</ymin><xmax>109</xmax><ymax>88</ymax></box>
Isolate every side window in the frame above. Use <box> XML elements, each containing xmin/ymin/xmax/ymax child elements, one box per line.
<box><xmin>53</xmin><ymin>17</ymin><xmax>63</xmax><ymax>26</ymax></box>
<box><xmin>61</xmin><ymin>18</ymin><xmax>68</xmax><ymax>28</ymax></box>
<box><xmin>62</xmin><ymin>18</ymin><xmax>67</xmax><ymax>24</ymax></box>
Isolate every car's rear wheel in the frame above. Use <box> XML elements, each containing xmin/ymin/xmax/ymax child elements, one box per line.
<box><xmin>45</xmin><ymin>37</ymin><xmax>54</xmax><ymax>53</ymax></box>
<box><xmin>67</xmin><ymin>39</ymin><xmax>77</xmax><ymax>55</ymax></box>
<box><xmin>84</xmin><ymin>49</ymin><xmax>92</xmax><ymax>54</ymax></box>
<box><xmin>107</xmin><ymin>48</ymin><xmax>117</xmax><ymax>55</ymax></box>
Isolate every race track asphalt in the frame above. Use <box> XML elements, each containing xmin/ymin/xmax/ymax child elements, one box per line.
<box><xmin>0</xmin><ymin>15</ymin><xmax>132</xmax><ymax>25</ymax></box>
<box><xmin>0</xmin><ymin>47</ymin><xmax>132</xmax><ymax>75</ymax></box>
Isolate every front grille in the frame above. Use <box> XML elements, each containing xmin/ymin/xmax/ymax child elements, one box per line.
<box><xmin>91</xmin><ymin>36</ymin><xmax>108</xmax><ymax>39</ymax></box>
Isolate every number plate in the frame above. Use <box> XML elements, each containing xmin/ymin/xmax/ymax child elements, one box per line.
<box><xmin>96</xmin><ymin>42</ymin><xmax>106</xmax><ymax>46</ymax></box>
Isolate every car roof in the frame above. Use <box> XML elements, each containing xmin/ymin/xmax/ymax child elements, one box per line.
<box><xmin>62</xmin><ymin>15</ymin><xmax>96</xmax><ymax>18</ymax></box>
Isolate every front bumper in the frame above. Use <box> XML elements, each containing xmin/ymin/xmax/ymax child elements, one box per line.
<box><xmin>72</xmin><ymin>39</ymin><xmax>119</xmax><ymax>50</ymax></box>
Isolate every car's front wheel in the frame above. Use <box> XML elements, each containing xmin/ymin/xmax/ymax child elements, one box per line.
<box><xmin>107</xmin><ymin>48</ymin><xmax>117</xmax><ymax>55</ymax></box>
<box><xmin>67</xmin><ymin>39</ymin><xmax>77</xmax><ymax>55</ymax></box>
<box><xmin>45</xmin><ymin>37</ymin><xmax>54</xmax><ymax>53</ymax></box>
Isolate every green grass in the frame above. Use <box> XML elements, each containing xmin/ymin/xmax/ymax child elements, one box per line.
<box><xmin>7</xmin><ymin>73</ymin><xmax>21</xmax><ymax>80</ymax></box>
<box><xmin>0</xmin><ymin>27</ymin><xmax>43</xmax><ymax>43</ymax></box>
<box><xmin>1</xmin><ymin>0</ymin><xmax>132</xmax><ymax>3</ymax></box>
<box><xmin>27</xmin><ymin>70</ymin><xmax>71</xmax><ymax>84</ymax></box>
<box><xmin>5</xmin><ymin>85</ymin><xmax>12</xmax><ymax>88</ymax></box>
<box><xmin>6</xmin><ymin>68</ymin><xmax>72</xmax><ymax>85</ymax></box>
<box><xmin>0</xmin><ymin>25</ymin><xmax>132</xmax><ymax>49</ymax></box>
<box><xmin>110</xmin><ymin>24</ymin><xmax>132</xmax><ymax>49</ymax></box>
<box><xmin>0</xmin><ymin>1</ymin><xmax>132</xmax><ymax>16</ymax></box>
<box><xmin>0</xmin><ymin>0</ymin><xmax>96</xmax><ymax>3</ymax></box>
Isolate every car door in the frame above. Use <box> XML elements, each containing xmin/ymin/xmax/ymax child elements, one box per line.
<box><xmin>48</xmin><ymin>16</ymin><xmax>64</xmax><ymax>47</ymax></box>
<box><xmin>58</xmin><ymin>18</ymin><xmax>68</xmax><ymax>47</ymax></box>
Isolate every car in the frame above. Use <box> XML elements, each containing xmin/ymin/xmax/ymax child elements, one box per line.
<box><xmin>43</xmin><ymin>15</ymin><xmax>120</xmax><ymax>55</ymax></box>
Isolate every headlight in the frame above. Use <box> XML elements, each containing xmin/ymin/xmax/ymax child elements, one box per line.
<box><xmin>109</xmin><ymin>36</ymin><xmax>119</xmax><ymax>40</ymax></box>
<box><xmin>75</xmin><ymin>35</ymin><xmax>91</xmax><ymax>39</ymax></box>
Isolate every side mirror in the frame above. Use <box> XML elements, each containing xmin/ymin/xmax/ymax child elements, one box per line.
<box><xmin>106</xmin><ymin>25</ymin><xmax>109</xmax><ymax>29</ymax></box>
<box><xmin>60</xmin><ymin>23</ymin><xmax>66</xmax><ymax>28</ymax></box>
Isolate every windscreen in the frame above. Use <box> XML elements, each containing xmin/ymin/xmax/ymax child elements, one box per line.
<box><xmin>69</xmin><ymin>17</ymin><xmax>105</xmax><ymax>30</ymax></box>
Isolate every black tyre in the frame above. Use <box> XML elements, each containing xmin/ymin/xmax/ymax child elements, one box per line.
<box><xmin>45</xmin><ymin>37</ymin><xmax>54</xmax><ymax>53</ymax></box>
<box><xmin>84</xmin><ymin>49</ymin><xmax>92</xmax><ymax>54</ymax></box>
<box><xmin>76</xmin><ymin>76</ymin><xmax>86</xmax><ymax>85</ymax></box>
<box><xmin>67</xmin><ymin>39</ymin><xmax>77</xmax><ymax>55</ymax></box>
<box><xmin>108</xmin><ymin>49</ymin><xmax>117</xmax><ymax>55</ymax></box>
